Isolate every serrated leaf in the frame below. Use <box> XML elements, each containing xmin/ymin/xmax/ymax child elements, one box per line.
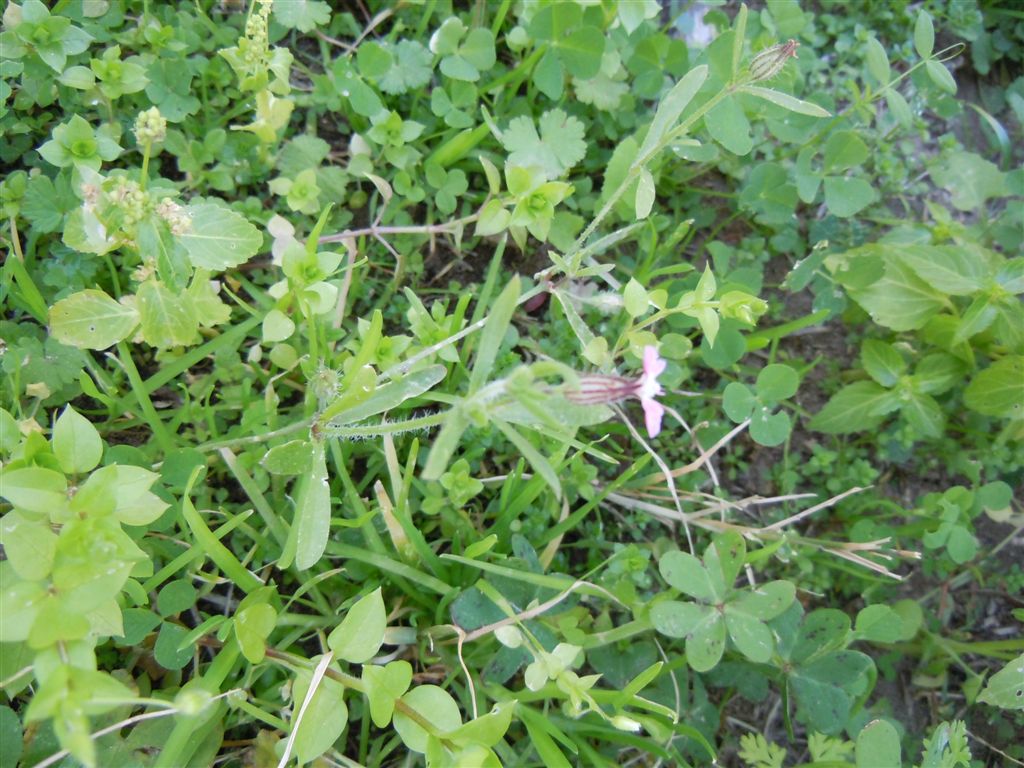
<box><xmin>179</xmin><ymin>203</ymin><xmax>261</xmax><ymax>271</ymax></box>
<box><xmin>273</xmin><ymin>0</ymin><xmax>330</xmax><ymax>33</ymax></box>
<box><xmin>861</xmin><ymin>341</ymin><xmax>906</xmax><ymax>387</ymax></box>
<box><xmin>502</xmin><ymin>109</ymin><xmax>586</xmax><ymax>179</ymax></box>
<box><xmin>49</xmin><ymin>289</ymin><xmax>139</xmax><ymax>350</ymax></box>
<box><xmin>964</xmin><ymin>357</ymin><xmax>1024</xmax><ymax>419</ymax></box>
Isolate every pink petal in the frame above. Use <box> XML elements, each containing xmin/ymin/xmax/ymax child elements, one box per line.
<box><xmin>642</xmin><ymin>397</ymin><xmax>665</xmax><ymax>438</ymax></box>
<box><xmin>643</xmin><ymin>346</ymin><xmax>666</xmax><ymax>378</ymax></box>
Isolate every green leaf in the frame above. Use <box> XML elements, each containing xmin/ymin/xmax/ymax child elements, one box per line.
<box><xmin>0</xmin><ymin>705</ymin><xmax>22</xmax><ymax>768</ymax></box>
<box><xmin>327</xmin><ymin>365</ymin><xmax>446</xmax><ymax>427</ymax></box>
<box><xmin>52</xmin><ymin>405</ymin><xmax>102</xmax><ymax>475</ymax></box>
<box><xmin>837</xmin><ymin>251</ymin><xmax>945</xmax><ymax>331</ymax></box>
<box><xmin>901</xmin><ymin>391</ymin><xmax>944</xmax><ymax>439</ymax></box>
<box><xmin>294</xmin><ymin>443</ymin><xmax>331</xmax><ymax>570</ymax></box>
<box><xmin>853</xmin><ymin>605</ymin><xmax>904</xmax><ymax>644</ymax></box>
<box><xmin>977</xmin><ymin>653</ymin><xmax>1024</xmax><ymax>710</ymax></box>
<box><xmin>724</xmin><ymin>609</ymin><xmax>775</xmax><ymax>663</ymax></box>
<box><xmin>741</xmin><ymin>86</ymin><xmax>830</xmax><ymax>117</ymax></box>
<box><xmin>723</xmin><ymin>382</ymin><xmax>756</xmax><ymax>422</ymax></box>
<box><xmin>704</xmin><ymin>532</ymin><xmax>745</xmax><ymax>599</ymax></box>
<box><xmin>964</xmin><ymin>357</ymin><xmax>1024</xmax><ymax>419</ymax></box>
<box><xmin>731</xmin><ymin>580</ymin><xmax>796</xmax><ymax>621</ymax></box>
<box><xmin>235</xmin><ymin>603</ymin><xmax>276</xmax><ymax>664</ymax></box>
<box><xmin>790</xmin><ymin>610</ymin><xmax>851</xmax><ymax>664</ymax></box>
<box><xmin>687</xmin><ymin>611</ymin><xmax>727</xmax><ymax>672</ymax></box>
<box><xmin>634</xmin><ymin>168</ymin><xmax>656</xmax><ymax>220</ymax></box>
<box><xmin>262</xmin><ymin>440</ymin><xmax>314</xmax><ymax>476</ymax></box>
<box><xmin>327</xmin><ymin>587</ymin><xmax>386</xmax><ymax>664</ymax></box>
<box><xmin>179</xmin><ymin>203</ymin><xmax>262</xmax><ymax>271</ymax></box>
<box><xmin>864</xmin><ymin>37</ymin><xmax>890</xmax><ymax>83</ymax></box>
<box><xmin>824</xmin><ymin>176</ymin><xmax>877</xmax><ymax>218</ymax></box>
<box><xmin>925</xmin><ymin>59</ymin><xmax>957</xmax><ymax>93</ymax></box>
<box><xmin>897</xmin><ymin>244</ymin><xmax>992</xmax><ymax>295</ymax></box>
<box><xmin>823</xmin><ymin>130</ymin><xmax>869</xmax><ymax>173</ymax></box>
<box><xmin>930</xmin><ymin>151</ymin><xmax>1007</xmax><ymax>211</ymax></box>
<box><xmin>750</xmin><ymin>408</ymin><xmax>791</xmax><ymax>446</ymax></box>
<box><xmin>393</xmin><ymin>685</ymin><xmax>462</xmax><ymax>753</ymax></box>
<box><xmin>137</xmin><ymin>280</ymin><xmax>197</xmax><ymax>348</ymax></box>
<box><xmin>362</xmin><ymin>660</ymin><xmax>413</xmax><ymax>727</ymax></box>
<box><xmin>810</xmin><ymin>381</ymin><xmax>898</xmax><ymax>434</ymax></box>
<box><xmin>791</xmin><ymin>651</ymin><xmax>873</xmax><ymax>734</ymax></box>
<box><xmin>291</xmin><ymin>658</ymin><xmax>348</xmax><ymax>765</ymax></box>
<box><xmin>651</xmin><ymin>599</ymin><xmax>712</xmax><ymax>639</ymax></box>
<box><xmin>502</xmin><ymin>109</ymin><xmax>586</xmax><ymax>179</ymax></box>
<box><xmin>756</xmin><ymin>364</ymin><xmax>799</xmax><ymax>401</ymax></box>
<box><xmin>273</xmin><ymin>0</ymin><xmax>330</xmax><ymax>33</ymax></box>
<box><xmin>532</xmin><ymin>49</ymin><xmax>565</xmax><ymax>100</ymax></box>
<box><xmin>856</xmin><ymin>720</ymin><xmax>901</xmax><ymax>768</ymax></box>
<box><xmin>659</xmin><ymin>550</ymin><xmax>716</xmax><ymax>601</ymax></box>
<box><xmin>861</xmin><ymin>341</ymin><xmax>906</xmax><ymax>387</ymax></box>
<box><xmin>154</xmin><ymin>622</ymin><xmax>192</xmax><ymax>670</ymax></box>
<box><xmin>446</xmin><ymin>700</ymin><xmax>516</xmax><ymax>748</ymax></box>
<box><xmin>469</xmin><ymin>275</ymin><xmax>520</xmax><ymax>394</ymax></box>
<box><xmin>623</xmin><ymin>278</ymin><xmax>649</xmax><ymax>318</ymax></box>
<box><xmin>705</xmin><ymin>94</ymin><xmax>752</xmax><ymax>155</ymax></box>
<box><xmin>0</xmin><ymin>512</ymin><xmax>57</xmax><ymax>581</ymax></box>
<box><xmin>49</xmin><ymin>289</ymin><xmax>139</xmax><ymax>349</ymax></box>
<box><xmin>0</xmin><ymin>467</ymin><xmax>68</xmax><ymax>516</ymax></box>
<box><xmin>558</xmin><ymin>26</ymin><xmax>604</xmax><ymax>79</ymax></box>
<box><xmin>914</xmin><ymin>11</ymin><xmax>935</xmax><ymax>58</ymax></box>
<box><xmin>638</xmin><ymin>65</ymin><xmax>708</xmax><ymax>157</ymax></box>
<box><xmin>157</xmin><ymin>579</ymin><xmax>197</xmax><ymax>617</ymax></box>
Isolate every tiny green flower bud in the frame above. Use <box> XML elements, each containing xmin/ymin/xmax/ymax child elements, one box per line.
<box><xmin>133</xmin><ymin>106</ymin><xmax>166</xmax><ymax>144</ymax></box>
<box><xmin>748</xmin><ymin>39</ymin><xmax>800</xmax><ymax>83</ymax></box>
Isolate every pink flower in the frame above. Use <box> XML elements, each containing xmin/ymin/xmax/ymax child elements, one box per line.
<box><xmin>638</xmin><ymin>346</ymin><xmax>666</xmax><ymax>438</ymax></box>
<box><xmin>564</xmin><ymin>345</ymin><xmax>667</xmax><ymax>439</ymax></box>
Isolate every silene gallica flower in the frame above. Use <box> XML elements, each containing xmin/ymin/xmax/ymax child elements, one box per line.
<box><xmin>566</xmin><ymin>346</ymin><xmax>667</xmax><ymax>438</ymax></box>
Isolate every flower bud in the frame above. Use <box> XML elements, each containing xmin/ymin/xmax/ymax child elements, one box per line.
<box><xmin>748</xmin><ymin>39</ymin><xmax>800</xmax><ymax>83</ymax></box>
<box><xmin>133</xmin><ymin>106</ymin><xmax>166</xmax><ymax>145</ymax></box>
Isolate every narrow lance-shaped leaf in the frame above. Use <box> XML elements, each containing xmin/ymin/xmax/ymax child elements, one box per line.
<box><xmin>469</xmin><ymin>275</ymin><xmax>520</xmax><ymax>394</ymax></box>
<box><xmin>294</xmin><ymin>442</ymin><xmax>331</xmax><ymax>570</ymax></box>
<box><xmin>740</xmin><ymin>86</ymin><xmax>831</xmax><ymax>117</ymax></box>
<box><xmin>638</xmin><ymin>65</ymin><xmax>709</xmax><ymax>158</ymax></box>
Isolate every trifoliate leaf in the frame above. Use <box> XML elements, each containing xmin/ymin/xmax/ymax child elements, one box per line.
<box><xmin>501</xmin><ymin>109</ymin><xmax>586</xmax><ymax>179</ymax></box>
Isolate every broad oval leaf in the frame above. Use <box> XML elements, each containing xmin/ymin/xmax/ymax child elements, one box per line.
<box><xmin>291</xmin><ymin>659</ymin><xmax>348</xmax><ymax>765</ymax></box>
<box><xmin>964</xmin><ymin>356</ymin><xmax>1024</xmax><ymax>419</ymax></box>
<box><xmin>856</xmin><ymin>719</ymin><xmax>901</xmax><ymax>768</ymax></box>
<box><xmin>179</xmin><ymin>203</ymin><xmax>262</xmax><ymax>271</ymax></box>
<box><xmin>393</xmin><ymin>685</ymin><xmax>462</xmax><ymax>753</ymax></box>
<box><xmin>650</xmin><ymin>600</ymin><xmax>712</xmax><ymax>639</ymax></box>
<box><xmin>659</xmin><ymin>550</ymin><xmax>716</xmax><ymax>601</ymax></box>
<box><xmin>0</xmin><ymin>467</ymin><xmax>68</xmax><ymax>516</ymax></box>
<box><xmin>977</xmin><ymin>652</ymin><xmax>1024</xmax><ymax>710</ymax></box>
<box><xmin>724</xmin><ymin>609</ymin><xmax>774</xmax><ymax>663</ymax></box>
<box><xmin>327</xmin><ymin>587</ymin><xmax>387</xmax><ymax>664</ymax></box>
<box><xmin>52</xmin><ymin>405</ymin><xmax>102</xmax><ymax>475</ymax></box>
<box><xmin>49</xmin><ymin>289</ymin><xmax>139</xmax><ymax>350</ymax></box>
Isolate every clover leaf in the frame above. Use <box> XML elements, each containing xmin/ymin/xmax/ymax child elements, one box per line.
<box><xmin>723</xmin><ymin>364</ymin><xmax>799</xmax><ymax>446</ymax></box>
<box><xmin>770</xmin><ymin>604</ymin><xmax>875</xmax><ymax>735</ymax></box>
<box><xmin>651</xmin><ymin>533</ymin><xmax>796</xmax><ymax>672</ymax></box>
<box><xmin>430</xmin><ymin>18</ymin><xmax>496</xmax><ymax>82</ymax></box>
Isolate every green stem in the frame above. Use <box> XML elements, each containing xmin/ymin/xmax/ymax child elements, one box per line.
<box><xmin>116</xmin><ymin>342</ymin><xmax>175</xmax><ymax>453</ymax></box>
<box><xmin>139</xmin><ymin>140</ymin><xmax>151</xmax><ymax>191</ymax></box>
